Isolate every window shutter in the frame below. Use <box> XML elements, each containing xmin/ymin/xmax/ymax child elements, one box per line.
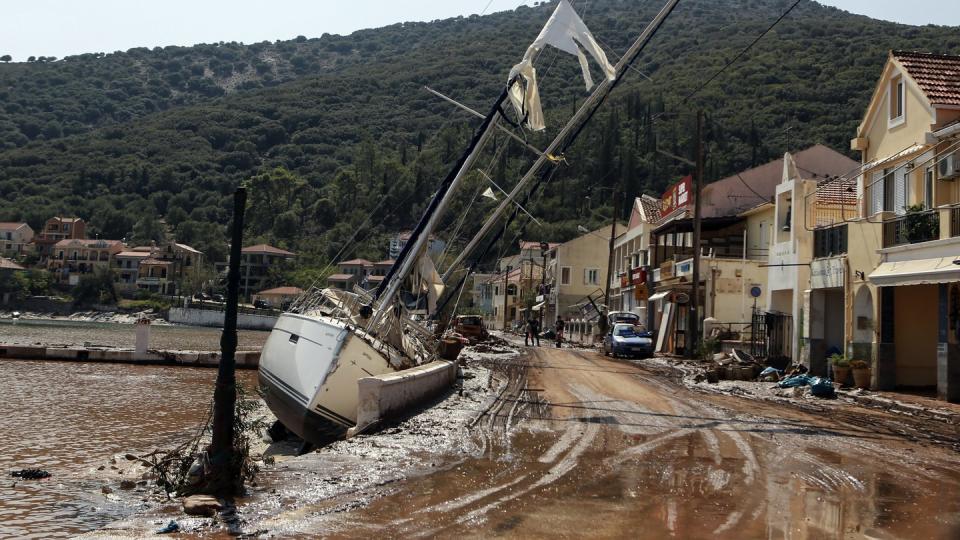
<box><xmin>870</xmin><ymin>171</ymin><xmax>884</xmax><ymax>215</ymax></box>
<box><xmin>894</xmin><ymin>169</ymin><xmax>907</xmax><ymax>215</ymax></box>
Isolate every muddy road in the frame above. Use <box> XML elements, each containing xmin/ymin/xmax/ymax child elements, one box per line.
<box><xmin>309</xmin><ymin>345</ymin><xmax>960</xmax><ymax>539</ymax></box>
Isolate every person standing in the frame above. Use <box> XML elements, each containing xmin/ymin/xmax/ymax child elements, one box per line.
<box><xmin>525</xmin><ymin>316</ymin><xmax>540</xmax><ymax>347</ymax></box>
<box><xmin>555</xmin><ymin>316</ymin><xmax>565</xmax><ymax>348</ymax></box>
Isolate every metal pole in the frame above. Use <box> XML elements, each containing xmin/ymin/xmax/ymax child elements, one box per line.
<box><xmin>540</xmin><ymin>246</ymin><xmax>547</xmax><ymax>330</ymax></box>
<box><xmin>503</xmin><ymin>265</ymin><xmax>511</xmax><ymax>331</ymax></box>
<box><xmin>209</xmin><ymin>186</ymin><xmax>245</xmax><ymax>493</ymax></box>
<box><xmin>600</xmin><ymin>190</ymin><xmax>620</xmax><ymax>335</ymax></box>
<box><xmin>689</xmin><ymin>110</ymin><xmax>704</xmax><ymax>358</ymax></box>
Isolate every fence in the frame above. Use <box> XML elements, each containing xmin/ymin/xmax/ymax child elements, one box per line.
<box><xmin>750</xmin><ymin>309</ymin><xmax>793</xmax><ymax>368</ymax></box>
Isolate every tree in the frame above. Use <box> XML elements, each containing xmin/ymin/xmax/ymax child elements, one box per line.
<box><xmin>0</xmin><ymin>55</ymin><xmax>11</xmax><ymax>63</ymax></box>
<box><xmin>73</xmin><ymin>269</ymin><xmax>118</xmax><ymax>305</ymax></box>
<box><xmin>132</xmin><ymin>212</ymin><xmax>167</xmax><ymax>246</ymax></box>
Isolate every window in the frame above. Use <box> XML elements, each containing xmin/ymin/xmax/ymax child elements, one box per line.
<box><xmin>889</xmin><ymin>75</ymin><xmax>905</xmax><ymax>126</ymax></box>
<box><xmin>560</xmin><ymin>266</ymin><xmax>571</xmax><ymax>286</ymax></box>
<box><xmin>585</xmin><ymin>268</ymin><xmax>600</xmax><ymax>285</ymax></box>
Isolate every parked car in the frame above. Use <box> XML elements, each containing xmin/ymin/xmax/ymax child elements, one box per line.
<box><xmin>453</xmin><ymin>315</ymin><xmax>489</xmax><ymax>344</ymax></box>
<box><xmin>603</xmin><ymin>323</ymin><xmax>653</xmax><ymax>359</ymax></box>
<box><xmin>212</xmin><ymin>293</ymin><xmax>225</xmax><ymax>302</ymax></box>
<box><xmin>253</xmin><ymin>299</ymin><xmax>270</xmax><ymax>309</ymax></box>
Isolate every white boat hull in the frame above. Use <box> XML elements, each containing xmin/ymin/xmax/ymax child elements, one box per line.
<box><xmin>258</xmin><ymin>313</ymin><xmax>397</xmax><ymax>444</ymax></box>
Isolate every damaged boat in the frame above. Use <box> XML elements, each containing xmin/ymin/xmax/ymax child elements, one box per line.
<box><xmin>258</xmin><ymin>0</ymin><xmax>680</xmax><ymax>445</ymax></box>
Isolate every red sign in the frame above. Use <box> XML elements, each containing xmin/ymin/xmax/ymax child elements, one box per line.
<box><xmin>630</xmin><ymin>267</ymin><xmax>646</xmax><ymax>286</ymax></box>
<box><xmin>661</xmin><ymin>175</ymin><xmax>693</xmax><ymax>216</ymax></box>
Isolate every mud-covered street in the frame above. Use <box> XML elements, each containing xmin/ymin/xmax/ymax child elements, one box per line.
<box><xmin>304</xmin><ymin>344</ymin><xmax>960</xmax><ymax>539</ymax></box>
<box><xmin>82</xmin><ymin>341</ymin><xmax>960</xmax><ymax>539</ymax></box>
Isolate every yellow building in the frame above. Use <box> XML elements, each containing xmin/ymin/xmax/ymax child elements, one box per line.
<box><xmin>544</xmin><ymin>226</ymin><xmax>617</xmax><ymax>331</ymax></box>
<box><xmin>810</xmin><ymin>50</ymin><xmax>960</xmax><ymax>400</ymax></box>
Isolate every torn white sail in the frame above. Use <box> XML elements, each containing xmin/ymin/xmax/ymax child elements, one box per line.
<box><xmin>418</xmin><ymin>254</ymin><xmax>445</xmax><ymax>315</ymax></box>
<box><xmin>508</xmin><ymin>0</ymin><xmax>615</xmax><ymax>131</ymax></box>
<box><xmin>482</xmin><ymin>186</ymin><xmax>498</xmax><ymax>201</ymax></box>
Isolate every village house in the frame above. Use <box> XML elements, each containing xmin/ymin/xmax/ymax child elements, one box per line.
<box><xmin>47</xmin><ymin>238</ymin><xmax>123</xmax><ymax>285</ymax></box>
<box><xmin>216</xmin><ymin>244</ymin><xmax>296</xmax><ymax>300</ymax></box>
<box><xmin>388</xmin><ymin>231</ymin><xmax>446</xmax><ymax>260</ymax></box>
<box><xmin>542</xmin><ymin>227</ymin><xmax>614</xmax><ymax>330</ymax></box>
<box><xmin>33</xmin><ymin>217</ymin><xmax>86</xmax><ymax>261</ymax></box>
<box><xmin>648</xmin><ymin>146</ymin><xmax>856</xmax><ymax>356</ymax></box>
<box><xmin>610</xmin><ymin>195</ymin><xmax>662</xmax><ymax>327</ymax></box>
<box><xmin>252</xmin><ymin>286</ymin><xmax>304</xmax><ymax>308</ymax></box>
<box><xmin>0</xmin><ymin>222</ymin><xmax>34</xmax><ymax>258</ymax></box>
<box><xmin>114</xmin><ymin>250</ymin><xmax>151</xmax><ymax>291</ymax></box>
<box><xmin>810</xmin><ymin>50</ymin><xmax>960</xmax><ymax>401</ymax></box>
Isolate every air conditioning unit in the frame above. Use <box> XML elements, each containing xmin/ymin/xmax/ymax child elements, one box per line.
<box><xmin>938</xmin><ymin>151</ymin><xmax>960</xmax><ymax>180</ymax></box>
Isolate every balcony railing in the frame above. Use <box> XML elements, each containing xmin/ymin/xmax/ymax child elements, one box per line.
<box><xmin>813</xmin><ymin>224</ymin><xmax>848</xmax><ymax>258</ymax></box>
<box><xmin>951</xmin><ymin>207</ymin><xmax>960</xmax><ymax>238</ymax></box>
<box><xmin>882</xmin><ymin>210</ymin><xmax>940</xmax><ymax>248</ymax></box>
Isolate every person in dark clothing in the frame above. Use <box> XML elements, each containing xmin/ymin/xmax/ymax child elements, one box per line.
<box><xmin>525</xmin><ymin>317</ymin><xmax>540</xmax><ymax>346</ymax></box>
<box><xmin>555</xmin><ymin>316</ymin><xmax>565</xmax><ymax>348</ymax></box>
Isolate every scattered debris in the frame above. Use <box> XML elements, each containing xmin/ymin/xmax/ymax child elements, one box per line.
<box><xmin>155</xmin><ymin>520</ymin><xmax>180</xmax><ymax>534</ymax></box>
<box><xmin>182</xmin><ymin>494</ymin><xmax>222</xmax><ymax>517</ymax></box>
<box><xmin>10</xmin><ymin>468</ymin><xmax>51</xmax><ymax>480</ymax></box>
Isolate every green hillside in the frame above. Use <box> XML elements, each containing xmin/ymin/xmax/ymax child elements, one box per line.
<box><xmin>1</xmin><ymin>0</ymin><xmax>959</xmax><ymax>284</ymax></box>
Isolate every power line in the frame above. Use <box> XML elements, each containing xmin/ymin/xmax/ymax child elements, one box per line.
<box><xmin>678</xmin><ymin>0</ymin><xmax>802</xmax><ymax>105</ymax></box>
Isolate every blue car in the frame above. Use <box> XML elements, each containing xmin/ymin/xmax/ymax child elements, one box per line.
<box><xmin>603</xmin><ymin>323</ymin><xmax>654</xmax><ymax>359</ymax></box>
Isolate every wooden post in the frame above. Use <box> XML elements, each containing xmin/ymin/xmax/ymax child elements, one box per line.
<box><xmin>208</xmin><ymin>186</ymin><xmax>246</xmax><ymax>494</ymax></box>
<box><xmin>601</xmin><ymin>190</ymin><xmax>621</xmax><ymax>335</ymax></box>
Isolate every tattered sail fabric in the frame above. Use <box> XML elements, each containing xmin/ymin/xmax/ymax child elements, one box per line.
<box><xmin>508</xmin><ymin>0</ymin><xmax>616</xmax><ymax>131</ymax></box>
<box><xmin>418</xmin><ymin>254</ymin><xmax>445</xmax><ymax>315</ymax></box>
<box><xmin>482</xmin><ymin>186</ymin><xmax>498</xmax><ymax>201</ymax></box>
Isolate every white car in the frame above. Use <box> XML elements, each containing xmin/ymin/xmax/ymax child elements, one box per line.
<box><xmin>603</xmin><ymin>323</ymin><xmax>653</xmax><ymax>359</ymax></box>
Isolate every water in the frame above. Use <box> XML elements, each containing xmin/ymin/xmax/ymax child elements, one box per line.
<box><xmin>0</xmin><ymin>320</ymin><xmax>266</xmax><ymax>539</ymax></box>
<box><xmin>0</xmin><ymin>318</ymin><xmax>267</xmax><ymax>350</ymax></box>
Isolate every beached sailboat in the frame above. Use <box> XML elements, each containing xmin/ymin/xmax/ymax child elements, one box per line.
<box><xmin>258</xmin><ymin>0</ymin><xmax>680</xmax><ymax>445</ymax></box>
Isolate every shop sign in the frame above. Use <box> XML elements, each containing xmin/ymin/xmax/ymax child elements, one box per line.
<box><xmin>676</xmin><ymin>259</ymin><xmax>693</xmax><ymax>277</ymax></box>
<box><xmin>630</xmin><ymin>267</ymin><xmax>646</xmax><ymax>286</ymax></box>
<box><xmin>620</xmin><ymin>274</ymin><xmax>630</xmax><ymax>288</ymax></box>
<box><xmin>662</xmin><ymin>175</ymin><xmax>693</xmax><ymax>215</ymax></box>
<box><xmin>634</xmin><ymin>283</ymin><xmax>649</xmax><ymax>301</ymax></box>
<box><xmin>811</xmin><ymin>257</ymin><xmax>845</xmax><ymax>289</ymax></box>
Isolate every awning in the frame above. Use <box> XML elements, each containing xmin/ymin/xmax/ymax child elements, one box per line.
<box><xmin>869</xmin><ymin>257</ymin><xmax>960</xmax><ymax>287</ymax></box>
<box><xmin>532</xmin><ymin>302</ymin><xmax>545</xmax><ymax>311</ymax></box>
<box><xmin>648</xmin><ymin>291</ymin><xmax>670</xmax><ymax>302</ymax></box>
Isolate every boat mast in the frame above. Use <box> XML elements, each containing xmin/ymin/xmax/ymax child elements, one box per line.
<box><xmin>441</xmin><ymin>0</ymin><xmax>681</xmax><ymax>282</ymax></box>
<box><xmin>372</xmin><ymin>86</ymin><xmax>510</xmax><ymax>319</ymax></box>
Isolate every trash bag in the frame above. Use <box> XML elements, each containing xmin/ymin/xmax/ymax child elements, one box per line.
<box><xmin>808</xmin><ymin>376</ymin><xmax>836</xmax><ymax>398</ymax></box>
<box><xmin>759</xmin><ymin>367</ymin><xmax>782</xmax><ymax>378</ymax></box>
<box><xmin>777</xmin><ymin>374</ymin><xmax>812</xmax><ymax>388</ymax></box>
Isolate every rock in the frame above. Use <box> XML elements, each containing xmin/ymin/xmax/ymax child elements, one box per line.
<box><xmin>182</xmin><ymin>494</ymin><xmax>223</xmax><ymax>517</ymax></box>
<box><xmin>101</xmin><ymin>486</ymin><xmax>113</xmax><ymax>495</ymax></box>
<box><xmin>119</xmin><ymin>480</ymin><xmax>136</xmax><ymax>490</ymax></box>
<box><xmin>124</xmin><ymin>453</ymin><xmax>138</xmax><ymax>461</ymax></box>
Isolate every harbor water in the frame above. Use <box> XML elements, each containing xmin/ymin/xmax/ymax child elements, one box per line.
<box><xmin>0</xmin><ymin>320</ymin><xmax>267</xmax><ymax>539</ymax></box>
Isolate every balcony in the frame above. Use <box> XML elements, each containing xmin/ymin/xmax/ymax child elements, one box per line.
<box><xmin>813</xmin><ymin>224</ymin><xmax>848</xmax><ymax>258</ymax></box>
<box><xmin>882</xmin><ymin>209</ymin><xmax>940</xmax><ymax>248</ymax></box>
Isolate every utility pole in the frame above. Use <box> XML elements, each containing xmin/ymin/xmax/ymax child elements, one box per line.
<box><xmin>600</xmin><ymin>189</ymin><xmax>621</xmax><ymax>335</ymax></box>
<box><xmin>208</xmin><ymin>186</ymin><xmax>245</xmax><ymax>494</ymax></box>
<box><xmin>689</xmin><ymin>110</ymin><xmax>704</xmax><ymax>358</ymax></box>
<box><xmin>540</xmin><ymin>242</ymin><xmax>548</xmax><ymax>330</ymax></box>
<box><xmin>503</xmin><ymin>264</ymin><xmax>512</xmax><ymax>331</ymax></box>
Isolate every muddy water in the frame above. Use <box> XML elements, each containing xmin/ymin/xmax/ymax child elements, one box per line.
<box><xmin>0</xmin><ymin>360</ymin><xmax>258</xmax><ymax>539</ymax></box>
<box><xmin>0</xmin><ymin>319</ymin><xmax>268</xmax><ymax>350</ymax></box>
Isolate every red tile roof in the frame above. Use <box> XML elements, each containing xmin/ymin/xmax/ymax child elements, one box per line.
<box><xmin>893</xmin><ymin>50</ymin><xmax>960</xmax><ymax>107</ymax></box>
<box><xmin>699</xmin><ymin>145</ymin><xmax>858</xmax><ymax>219</ymax></box>
<box><xmin>116</xmin><ymin>251</ymin><xmax>151</xmax><ymax>258</ymax></box>
<box><xmin>375</xmin><ymin>259</ymin><xmax>395</xmax><ymax>266</ymax></box>
<box><xmin>327</xmin><ymin>273</ymin><xmax>355</xmax><ymax>281</ymax></box>
<box><xmin>53</xmin><ymin>239</ymin><xmax>122</xmax><ymax>248</ymax></box>
<box><xmin>257</xmin><ymin>286</ymin><xmax>303</xmax><ymax>295</ymax></box>
<box><xmin>241</xmin><ymin>244</ymin><xmax>296</xmax><ymax>256</ymax></box>
<box><xmin>0</xmin><ymin>222</ymin><xmax>28</xmax><ymax>231</ymax></box>
<box><xmin>338</xmin><ymin>258</ymin><xmax>373</xmax><ymax>266</ymax></box>
<box><xmin>638</xmin><ymin>196</ymin><xmax>662</xmax><ymax>223</ymax></box>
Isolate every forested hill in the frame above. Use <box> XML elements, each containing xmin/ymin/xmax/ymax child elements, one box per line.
<box><xmin>1</xmin><ymin>0</ymin><xmax>959</xmax><ymax>281</ymax></box>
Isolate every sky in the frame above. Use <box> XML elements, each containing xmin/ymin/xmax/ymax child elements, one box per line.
<box><xmin>1</xmin><ymin>1</ymin><xmax>959</xmax><ymax>62</ymax></box>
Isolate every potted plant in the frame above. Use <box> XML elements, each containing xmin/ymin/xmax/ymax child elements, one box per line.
<box><xmin>850</xmin><ymin>359</ymin><xmax>871</xmax><ymax>389</ymax></box>
<box><xmin>829</xmin><ymin>353</ymin><xmax>850</xmax><ymax>387</ymax></box>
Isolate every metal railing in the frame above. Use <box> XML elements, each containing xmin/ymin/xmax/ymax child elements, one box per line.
<box><xmin>951</xmin><ymin>207</ymin><xmax>960</xmax><ymax>238</ymax></box>
<box><xmin>882</xmin><ymin>209</ymin><xmax>940</xmax><ymax>248</ymax></box>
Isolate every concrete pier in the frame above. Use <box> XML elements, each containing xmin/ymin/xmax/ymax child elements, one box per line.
<box><xmin>0</xmin><ymin>343</ymin><xmax>260</xmax><ymax>369</ymax></box>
